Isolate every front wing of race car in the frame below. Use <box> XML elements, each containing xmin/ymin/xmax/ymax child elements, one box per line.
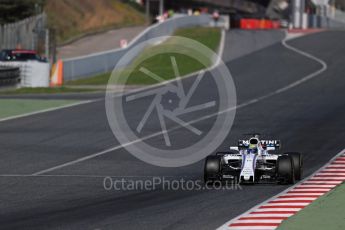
<box><xmin>221</xmin><ymin>153</ymin><xmax>277</xmax><ymax>183</ymax></box>
<box><xmin>207</xmin><ymin>152</ymin><xmax>278</xmax><ymax>183</ymax></box>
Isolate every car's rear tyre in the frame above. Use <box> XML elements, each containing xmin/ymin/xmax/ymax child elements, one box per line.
<box><xmin>285</xmin><ymin>152</ymin><xmax>303</xmax><ymax>180</ymax></box>
<box><xmin>277</xmin><ymin>155</ymin><xmax>295</xmax><ymax>184</ymax></box>
<box><xmin>204</xmin><ymin>155</ymin><xmax>221</xmax><ymax>183</ymax></box>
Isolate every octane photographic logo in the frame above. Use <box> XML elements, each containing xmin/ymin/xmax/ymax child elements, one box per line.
<box><xmin>103</xmin><ymin>176</ymin><xmax>242</xmax><ymax>191</ymax></box>
<box><xmin>105</xmin><ymin>36</ymin><xmax>236</xmax><ymax>167</ymax></box>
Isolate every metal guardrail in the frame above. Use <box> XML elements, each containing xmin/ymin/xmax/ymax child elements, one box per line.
<box><xmin>0</xmin><ymin>66</ymin><xmax>20</xmax><ymax>86</ymax></box>
<box><xmin>332</xmin><ymin>9</ymin><xmax>345</xmax><ymax>23</ymax></box>
<box><xmin>322</xmin><ymin>16</ymin><xmax>345</xmax><ymax>28</ymax></box>
<box><xmin>308</xmin><ymin>15</ymin><xmax>345</xmax><ymax>28</ymax></box>
<box><xmin>62</xmin><ymin>14</ymin><xmax>226</xmax><ymax>81</ymax></box>
<box><xmin>0</xmin><ymin>13</ymin><xmax>46</xmax><ymax>50</ymax></box>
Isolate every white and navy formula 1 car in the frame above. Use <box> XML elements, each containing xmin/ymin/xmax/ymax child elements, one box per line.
<box><xmin>204</xmin><ymin>134</ymin><xmax>302</xmax><ymax>184</ymax></box>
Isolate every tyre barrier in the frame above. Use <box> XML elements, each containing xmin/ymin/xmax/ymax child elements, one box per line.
<box><xmin>0</xmin><ymin>66</ymin><xmax>20</xmax><ymax>86</ymax></box>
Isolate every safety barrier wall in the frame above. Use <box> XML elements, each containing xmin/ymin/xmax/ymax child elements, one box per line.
<box><xmin>62</xmin><ymin>14</ymin><xmax>218</xmax><ymax>81</ymax></box>
<box><xmin>308</xmin><ymin>15</ymin><xmax>345</xmax><ymax>29</ymax></box>
<box><xmin>320</xmin><ymin>17</ymin><xmax>345</xmax><ymax>28</ymax></box>
<box><xmin>0</xmin><ymin>66</ymin><xmax>20</xmax><ymax>87</ymax></box>
<box><xmin>0</xmin><ymin>13</ymin><xmax>46</xmax><ymax>50</ymax></box>
<box><xmin>332</xmin><ymin>9</ymin><xmax>345</xmax><ymax>23</ymax></box>
<box><xmin>0</xmin><ymin>62</ymin><xmax>49</xmax><ymax>87</ymax></box>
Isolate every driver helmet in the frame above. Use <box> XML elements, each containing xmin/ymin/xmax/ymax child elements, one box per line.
<box><xmin>248</xmin><ymin>138</ymin><xmax>259</xmax><ymax>153</ymax></box>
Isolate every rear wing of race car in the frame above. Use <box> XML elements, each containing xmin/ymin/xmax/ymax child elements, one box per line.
<box><xmin>238</xmin><ymin>140</ymin><xmax>281</xmax><ymax>150</ymax></box>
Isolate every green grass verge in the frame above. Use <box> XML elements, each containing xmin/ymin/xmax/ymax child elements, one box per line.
<box><xmin>66</xmin><ymin>27</ymin><xmax>221</xmax><ymax>86</ymax></box>
<box><xmin>0</xmin><ymin>87</ymin><xmax>97</xmax><ymax>94</ymax></box>
<box><xmin>0</xmin><ymin>99</ymin><xmax>79</xmax><ymax>119</ymax></box>
<box><xmin>66</xmin><ymin>72</ymin><xmax>111</xmax><ymax>86</ymax></box>
<box><xmin>277</xmin><ymin>182</ymin><xmax>345</xmax><ymax>230</ymax></box>
<box><xmin>174</xmin><ymin>27</ymin><xmax>221</xmax><ymax>51</ymax></box>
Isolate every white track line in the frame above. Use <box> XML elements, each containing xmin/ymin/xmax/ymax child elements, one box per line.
<box><xmin>0</xmin><ymin>174</ymin><xmax>176</xmax><ymax>178</ymax></box>
<box><xmin>31</xmin><ymin>133</ymin><xmax>161</xmax><ymax>175</ymax></box>
<box><xmin>217</xmin><ymin>32</ymin><xmax>331</xmax><ymax>230</ymax></box>
<box><xmin>294</xmin><ymin>185</ymin><xmax>333</xmax><ymax>188</ymax></box>
<box><xmin>316</xmin><ymin>173</ymin><xmax>345</xmax><ymax>175</ymax></box>
<box><xmin>263</xmin><ymin>203</ymin><xmax>311</xmax><ymax>206</ymax></box>
<box><xmin>326</xmin><ymin>165</ymin><xmax>345</xmax><ymax>168</ymax></box>
<box><xmin>9</xmin><ymin>30</ymin><xmax>226</xmax><ymax>176</ymax></box>
<box><xmin>321</xmin><ymin>169</ymin><xmax>345</xmax><ymax>172</ymax></box>
<box><xmin>302</xmin><ymin>181</ymin><xmax>342</xmax><ymax>184</ymax></box>
<box><xmin>295</xmin><ymin>184</ymin><xmax>336</xmax><ymax>188</ymax></box>
<box><xmin>284</xmin><ymin>193</ymin><xmax>325</xmax><ymax>196</ymax></box>
<box><xmin>227</xmin><ymin>227</ymin><xmax>277</xmax><ymax>230</ymax></box>
<box><xmin>273</xmin><ymin>197</ymin><xmax>317</xmax><ymax>201</ymax></box>
<box><xmin>233</xmin><ymin>220</ymin><xmax>284</xmax><ymax>224</ymax></box>
<box><xmin>0</xmin><ymin>100</ymin><xmax>96</xmax><ymax>123</ymax></box>
<box><xmin>30</xmin><ymin>30</ymin><xmax>329</xmax><ymax>176</ymax></box>
<box><xmin>0</xmin><ymin>29</ymin><xmax>227</xmax><ymax>125</ymax></box>
<box><xmin>244</xmin><ymin>214</ymin><xmax>294</xmax><ymax>218</ymax></box>
<box><xmin>289</xmin><ymin>188</ymin><xmax>330</xmax><ymax>191</ymax></box>
<box><xmin>0</xmin><ymin>30</ymin><xmax>226</xmax><ymax>176</ymax></box>
<box><xmin>291</xmin><ymin>188</ymin><xmax>331</xmax><ymax>192</ymax></box>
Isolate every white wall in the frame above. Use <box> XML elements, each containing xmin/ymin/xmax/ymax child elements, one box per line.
<box><xmin>0</xmin><ymin>61</ymin><xmax>50</xmax><ymax>87</ymax></box>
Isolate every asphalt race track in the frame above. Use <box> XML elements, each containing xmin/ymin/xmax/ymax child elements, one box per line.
<box><xmin>1</xmin><ymin>30</ymin><xmax>345</xmax><ymax>230</ymax></box>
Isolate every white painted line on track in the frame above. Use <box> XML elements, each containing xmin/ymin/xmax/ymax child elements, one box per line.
<box><xmin>0</xmin><ymin>29</ymin><xmax>227</xmax><ymax>125</ymax></box>
<box><xmin>326</xmin><ymin>165</ymin><xmax>345</xmax><ymax>168</ymax></box>
<box><xmin>293</xmin><ymin>186</ymin><xmax>332</xmax><ymax>189</ymax></box>
<box><xmin>229</xmin><ymin>226</ymin><xmax>279</xmax><ymax>230</ymax></box>
<box><xmin>238</xmin><ymin>217</ymin><xmax>288</xmax><ymax>220</ymax></box>
<box><xmin>273</xmin><ymin>197</ymin><xmax>317</xmax><ymax>201</ymax></box>
<box><xmin>285</xmin><ymin>192</ymin><xmax>325</xmax><ymax>195</ymax></box>
<box><xmin>233</xmin><ymin>219</ymin><xmax>284</xmax><ymax>224</ymax></box>
<box><xmin>0</xmin><ymin>174</ymin><xmax>176</xmax><ymax>178</ymax></box>
<box><xmin>217</xmin><ymin>31</ymin><xmax>344</xmax><ymax>230</ymax></box>
<box><xmin>31</xmin><ymin>31</ymin><xmax>330</xmax><ymax>176</ymax></box>
<box><xmin>250</xmin><ymin>208</ymin><xmax>303</xmax><ymax>212</ymax></box>
<box><xmin>263</xmin><ymin>203</ymin><xmax>311</xmax><ymax>206</ymax></box>
<box><xmin>291</xmin><ymin>188</ymin><xmax>331</xmax><ymax>192</ymax></box>
<box><xmin>289</xmin><ymin>188</ymin><xmax>330</xmax><ymax>191</ymax></box>
<box><xmin>244</xmin><ymin>214</ymin><xmax>294</xmax><ymax>217</ymax></box>
<box><xmin>321</xmin><ymin>169</ymin><xmax>345</xmax><ymax>172</ymax></box>
<box><xmin>227</xmin><ymin>227</ymin><xmax>278</xmax><ymax>230</ymax></box>
<box><xmin>302</xmin><ymin>181</ymin><xmax>342</xmax><ymax>184</ymax></box>
<box><xmin>268</xmin><ymin>199</ymin><xmax>314</xmax><ymax>203</ymax></box>
<box><xmin>295</xmin><ymin>184</ymin><xmax>336</xmax><ymax>188</ymax></box>
<box><xmin>0</xmin><ymin>100</ymin><xmax>97</xmax><ymax>123</ymax></box>
<box><xmin>308</xmin><ymin>178</ymin><xmax>344</xmax><ymax>181</ymax></box>
<box><xmin>316</xmin><ymin>172</ymin><xmax>345</xmax><ymax>175</ymax></box>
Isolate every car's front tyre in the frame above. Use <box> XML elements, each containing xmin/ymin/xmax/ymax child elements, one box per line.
<box><xmin>277</xmin><ymin>155</ymin><xmax>295</xmax><ymax>184</ymax></box>
<box><xmin>204</xmin><ymin>155</ymin><xmax>221</xmax><ymax>183</ymax></box>
<box><xmin>285</xmin><ymin>152</ymin><xmax>303</xmax><ymax>180</ymax></box>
